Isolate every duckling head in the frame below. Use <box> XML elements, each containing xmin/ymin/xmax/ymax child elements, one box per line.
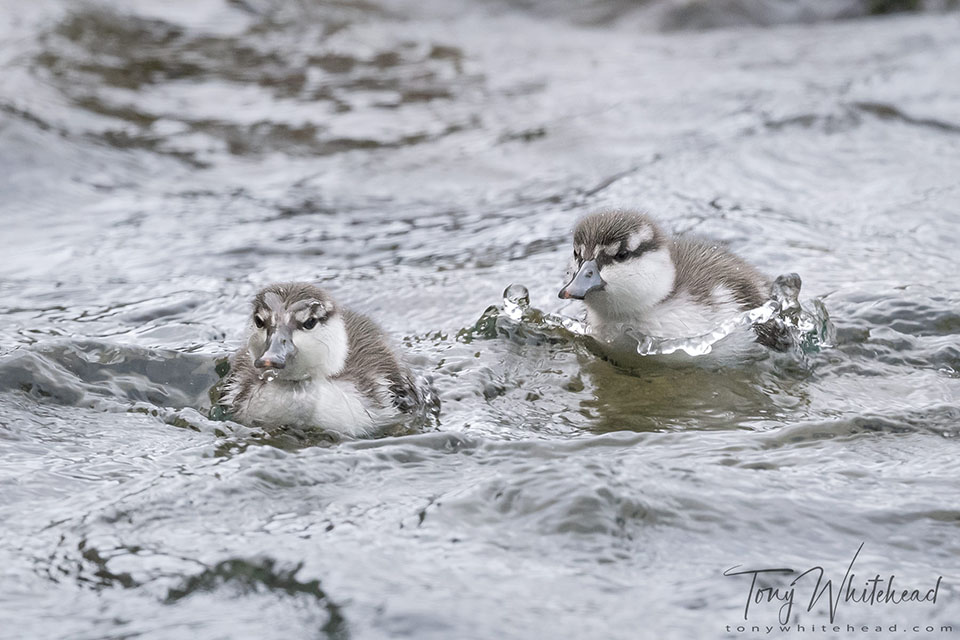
<box><xmin>559</xmin><ymin>210</ymin><xmax>676</xmax><ymax>320</ymax></box>
<box><xmin>246</xmin><ymin>283</ymin><xmax>348</xmax><ymax>382</ymax></box>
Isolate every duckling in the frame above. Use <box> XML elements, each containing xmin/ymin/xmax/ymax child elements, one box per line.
<box><xmin>221</xmin><ymin>282</ymin><xmax>424</xmax><ymax>437</ymax></box>
<box><xmin>559</xmin><ymin>210</ymin><xmax>788</xmax><ymax>351</ymax></box>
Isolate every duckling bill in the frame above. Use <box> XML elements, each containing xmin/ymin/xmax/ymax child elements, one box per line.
<box><xmin>221</xmin><ymin>283</ymin><xmax>426</xmax><ymax>436</ymax></box>
<box><xmin>560</xmin><ymin>210</ymin><xmax>789</xmax><ymax>352</ymax></box>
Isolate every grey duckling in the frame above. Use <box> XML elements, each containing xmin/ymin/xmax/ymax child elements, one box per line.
<box><xmin>221</xmin><ymin>282</ymin><xmax>425</xmax><ymax>436</ymax></box>
<box><xmin>559</xmin><ymin>210</ymin><xmax>789</xmax><ymax>351</ymax></box>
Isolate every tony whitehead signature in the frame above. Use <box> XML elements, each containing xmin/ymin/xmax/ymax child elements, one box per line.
<box><xmin>723</xmin><ymin>543</ymin><xmax>943</xmax><ymax>624</ymax></box>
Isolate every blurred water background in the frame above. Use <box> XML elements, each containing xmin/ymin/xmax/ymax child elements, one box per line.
<box><xmin>1</xmin><ymin>1</ymin><xmax>959</xmax><ymax>638</ymax></box>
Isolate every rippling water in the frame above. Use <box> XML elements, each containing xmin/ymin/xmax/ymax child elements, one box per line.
<box><xmin>2</xmin><ymin>1</ymin><xmax>960</xmax><ymax>638</ymax></box>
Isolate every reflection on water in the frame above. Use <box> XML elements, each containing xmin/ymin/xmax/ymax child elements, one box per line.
<box><xmin>2</xmin><ymin>0</ymin><xmax>960</xmax><ymax>638</ymax></box>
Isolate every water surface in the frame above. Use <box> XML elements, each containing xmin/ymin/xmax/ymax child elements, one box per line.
<box><xmin>1</xmin><ymin>1</ymin><xmax>959</xmax><ymax>638</ymax></box>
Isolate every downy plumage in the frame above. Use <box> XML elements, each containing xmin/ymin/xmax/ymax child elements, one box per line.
<box><xmin>221</xmin><ymin>283</ymin><xmax>424</xmax><ymax>437</ymax></box>
<box><xmin>559</xmin><ymin>210</ymin><xmax>788</xmax><ymax>353</ymax></box>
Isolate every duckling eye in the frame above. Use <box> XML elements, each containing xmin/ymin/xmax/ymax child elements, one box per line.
<box><xmin>254</xmin><ymin>316</ymin><xmax>265</xmax><ymax>329</ymax></box>
<box><xmin>615</xmin><ymin>250</ymin><xmax>629</xmax><ymax>261</ymax></box>
<box><xmin>302</xmin><ymin>317</ymin><xmax>318</xmax><ymax>330</ymax></box>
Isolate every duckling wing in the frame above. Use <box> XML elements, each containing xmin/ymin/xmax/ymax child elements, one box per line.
<box><xmin>338</xmin><ymin>309</ymin><xmax>419</xmax><ymax>412</ymax></box>
<box><xmin>669</xmin><ymin>235</ymin><xmax>771</xmax><ymax>309</ymax></box>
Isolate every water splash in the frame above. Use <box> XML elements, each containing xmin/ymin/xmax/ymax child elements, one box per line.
<box><xmin>626</xmin><ymin>300</ymin><xmax>781</xmax><ymax>357</ymax></box>
<box><xmin>502</xmin><ymin>284</ymin><xmax>589</xmax><ymax>335</ymax></box>
<box><xmin>545</xmin><ymin>309</ymin><xmax>590</xmax><ymax>336</ymax></box>
<box><xmin>502</xmin><ymin>284</ymin><xmax>530</xmax><ymax>321</ymax></box>
<box><xmin>491</xmin><ymin>274</ymin><xmax>833</xmax><ymax>358</ymax></box>
<box><xmin>623</xmin><ymin>273</ymin><xmax>833</xmax><ymax>356</ymax></box>
<box><xmin>772</xmin><ymin>272</ymin><xmax>802</xmax><ymax>316</ymax></box>
<box><xmin>771</xmin><ymin>273</ymin><xmax>835</xmax><ymax>352</ymax></box>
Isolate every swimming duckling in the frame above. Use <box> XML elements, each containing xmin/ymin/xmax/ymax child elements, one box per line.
<box><xmin>559</xmin><ymin>210</ymin><xmax>788</xmax><ymax>351</ymax></box>
<box><xmin>221</xmin><ymin>283</ymin><xmax>424</xmax><ymax>437</ymax></box>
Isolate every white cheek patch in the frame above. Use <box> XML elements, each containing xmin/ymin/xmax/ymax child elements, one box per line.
<box><xmin>588</xmin><ymin>247</ymin><xmax>675</xmax><ymax>317</ymax></box>
<box><xmin>292</xmin><ymin>315</ymin><xmax>349</xmax><ymax>377</ymax></box>
<box><xmin>600</xmin><ymin>258</ymin><xmax>648</xmax><ymax>286</ymax></box>
<box><xmin>625</xmin><ymin>227</ymin><xmax>653</xmax><ymax>252</ymax></box>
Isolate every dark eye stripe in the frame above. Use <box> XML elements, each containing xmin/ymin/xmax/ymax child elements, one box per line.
<box><xmin>635</xmin><ymin>239</ymin><xmax>659</xmax><ymax>254</ymax></box>
<box><xmin>595</xmin><ymin>239</ymin><xmax>660</xmax><ymax>266</ymax></box>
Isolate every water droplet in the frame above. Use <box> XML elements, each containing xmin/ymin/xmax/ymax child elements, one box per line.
<box><xmin>502</xmin><ymin>283</ymin><xmax>530</xmax><ymax>321</ymax></box>
<box><xmin>772</xmin><ymin>272</ymin><xmax>802</xmax><ymax>316</ymax></box>
<box><xmin>259</xmin><ymin>369</ymin><xmax>278</xmax><ymax>382</ymax></box>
